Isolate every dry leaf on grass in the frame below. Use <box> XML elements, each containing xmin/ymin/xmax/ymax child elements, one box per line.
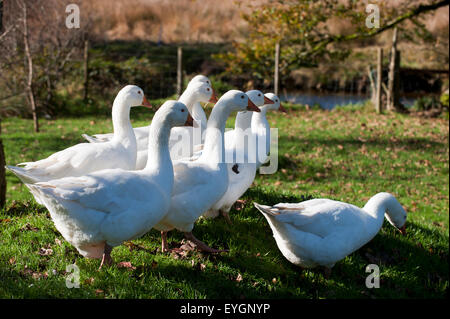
<box><xmin>21</xmin><ymin>223</ymin><xmax>39</xmax><ymax>232</ymax></box>
<box><xmin>38</xmin><ymin>248</ymin><xmax>53</xmax><ymax>256</ymax></box>
<box><xmin>117</xmin><ymin>261</ymin><xmax>136</xmax><ymax>270</ymax></box>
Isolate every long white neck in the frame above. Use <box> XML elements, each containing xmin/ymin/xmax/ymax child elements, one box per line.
<box><xmin>362</xmin><ymin>193</ymin><xmax>394</xmax><ymax>234</ymax></box>
<box><xmin>252</xmin><ymin>105</ymin><xmax>271</xmax><ymax>166</ymax></box>
<box><xmin>199</xmin><ymin>101</ymin><xmax>230</xmax><ymax>164</ymax></box>
<box><xmin>111</xmin><ymin>95</ymin><xmax>136</xmax><ymax>150</ymax></box>
<box><xmin>179</xmin><ymin>89</ymin><xmax>197</xmax><ymax>114</ymax></box>
<box><xmin>144</xmin><ymin>117</ymin><xmax>174</xmax><ymax>194</ymax></box>
<box><xmin>191</xmin><ymin>102</ymin><xmax>208</xmax><ymax>133</ymax></box>
<box><xmin>235</xmin><ymin>111</ymin><xmax>253</xmax><ymax>130</ymax></box>
<box><xmin>179</xmin><ymin>90</ymin><xmax>207</xmax><ymax>145</ymax></box>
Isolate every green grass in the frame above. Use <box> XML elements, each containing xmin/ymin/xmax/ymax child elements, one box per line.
<box><xmin>0</xmin><ymin>102</ymin><xmax>448</xmax><ymax>299</ymax></box>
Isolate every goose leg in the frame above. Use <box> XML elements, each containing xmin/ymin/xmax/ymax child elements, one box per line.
<box><xmin>99</xmin><ymin>243</ymin><xmax>113</xmax><ymax>270</ymax></box>
<box><xmin>221</xmin><ymin>210</ymin><xmax>232</xmax><ymax>225</ymax></box>
<box><xmin>183</xmin><ymin>232</ymin><xmax>228</xmax><ymax>254</ymax></box>
<box><xmin>161</xmin><ymin>231</ymin><xmax>169</xmax><ymax>253</ymax></box>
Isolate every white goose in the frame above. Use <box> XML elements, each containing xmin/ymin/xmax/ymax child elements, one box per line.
<box><xmin>7</xmin><ymin>85</ymin><xmax>151</xmax><ymax>184</ymax></box>
<box><xmin>82</xmin><ymin>75</ymin><xmax>212</xmax><ymax>144</ymax></box>
<box><xmin>154</xmin><ymin>90</ymin><xmax>260</xmax><ymax>253</ymax></box>
<box><xmin>254</xmin><ymin>192</ymin><xmax>407</xmax><ymax>271</ymax></box>
<box><xmin>251</xmin><ymin>93</ymin><xmax>287</xmax><ymax>169</ymax></box>
<box><xmin>83</xmin><ymin>80</ymin><xmax>216</xmax><ymax>169</ymax></box>
<box><xmin>137</xmin><ymin>81</ymin><xmax>217</xmax><ymax>169</ymax></box>
<box><xmin>203</xmin><ymin>90</ymin><xmax>275</xmax><ymax>222</ymax></box>
<box><xmin>27</xmin><ymin>101</ymin><xmax>192</xmax><ymax>269</ymax></box>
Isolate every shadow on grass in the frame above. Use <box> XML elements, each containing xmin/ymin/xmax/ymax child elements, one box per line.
<box><xmin>281</xmin><ymin>135</ymin><xmax>444</xmax><ymax>152</ymax></box>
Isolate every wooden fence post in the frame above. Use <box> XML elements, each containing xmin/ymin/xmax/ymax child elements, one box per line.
<box><xmin>274</xmin><ymin>42</ymin><xmax>280</xmax><ymax>96</ymax></box>
<box><xmin>177</xmin><ymin>46</ymin><xmax>183</xmax><ymax>98</ymax></box>
<box><xmin>376</xmin><ymin>47</ymin><xmax>383</xmax><ymax>114</ymax></box>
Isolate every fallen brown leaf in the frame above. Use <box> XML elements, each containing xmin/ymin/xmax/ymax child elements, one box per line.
<box><xmin>38</xmin><ymin>248</ymin><xmax>53</xmax><ymax>256</ymax></box>
<box><xmin>21</xmin><ymin>223</ymin><xmax>39</xmax><ymax>232</ymax></box>
<box><xmin>117</xmin><ymin>261</ymin><xmax>136</xmax><ymax>270</ymax></box>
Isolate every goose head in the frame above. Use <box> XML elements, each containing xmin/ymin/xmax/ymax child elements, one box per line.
<box><xmin>264</xmin><ymin>93</ymin><xmax>287</xmax><ymax>113</ymax></box>
<box><xmin>188</xmin><ymin>82</ymin><xmax>218</xmax><ymax>104</ymax></box>
<box><xmin>220</xmin><ymin>90</ymin><xmax>261</xmax><ymax>113</ymax></box>
<box><xmin>155</xmin><ymin>100</ymin><xmax>193</xmax><ymax>127</ymax></box>
<box><xmin>246</xmin><ymin>90</ymin><xmax>274</xmax><ymax>108</ymax></box>
<box><xmin>188</xmin><ymin>75</ymin><xmax>212</xmax><ymax>88</ymax></box>
<box><xmin>384</xmin><ymin>196</ymin><xmax>407</xmax><ymax>235</ymax></box>
<box><xmin>117</xmin><ymin>85</ymin><xmax>152</xmax><ymax>108</ymax></box>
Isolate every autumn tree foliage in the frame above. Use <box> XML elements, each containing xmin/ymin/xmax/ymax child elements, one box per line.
<box><xmin>217</xmin><ymin>0</ymin><xmax>449</xmax><ymax>86</ymax></box>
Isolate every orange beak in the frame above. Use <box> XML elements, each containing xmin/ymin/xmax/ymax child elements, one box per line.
<box><xmin>264</xmin><ymin>96</ymin><xmax>275</xmax><ymax>104</ymax></box>
<box><xmin>209</xmin><ymin>89</ymin><xmax>218</xmax><ymax>104</ymax></box>
<box><xmin>141</xmin><ymin>96</ymin><xmax>153</xmax><ymax>108</ymax></box>
<box><xmin>247</xmin><ymin>98</ymin><xmax>261</xmax><ymax>112</ymax></box>
<box><xmin>398</xmin><ymin>225</ymin><xmax>406</xmax><ymax>236</ymax></box>
<box><xmin>278</xmin><ymin>103</ymin><xmax>288</xmax><ymax>113</ymax></box>
<box><xmin>185</xmin><ymin>113</ymin><xmax>194</xmax><ymax>127</ymax></box>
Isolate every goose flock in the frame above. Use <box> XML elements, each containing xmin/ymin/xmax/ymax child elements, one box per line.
<box><xmin>7</xmin><ymin>75</ymin><xmax>407</xmax><ymax>273</ymax></box>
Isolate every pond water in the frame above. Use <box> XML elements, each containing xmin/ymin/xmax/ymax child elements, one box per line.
<box><xmin>282</xmin><ymin>92</ymin><xmax>417</xmax><ymax>110</ymax></box>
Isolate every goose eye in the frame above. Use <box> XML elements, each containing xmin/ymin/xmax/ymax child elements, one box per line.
<box><xmin>241</xmin><ymin>95</ymin><xmax>245</xmax><ymax>99</ymax></box>
<box><xmin>207</xmin><ymin>88</ymin><xmax>210</xmax><ymax>91</ymax></box>
<box><xmin>181</xmin><ymin>109</ymin><xmax>185</xmax><ymax>112</ymax></box>
<box><xmin>276</xmin><ymin>99</ymin><xmax>279</xmax><ymax>102</ymax></box>
<box><xmin>138</xmin><ymin>91</ymin><xmax>142</xmax><ymax>95</ymax></box>
<box><xmin>258</xmin><ymin>94</ymin><xmax>261</xmax><ymax>97</ymax></box>
<box><xmin>206</xmin><ymin>81</ymin><xmax>210</xmax><ymax>84</ymax></box>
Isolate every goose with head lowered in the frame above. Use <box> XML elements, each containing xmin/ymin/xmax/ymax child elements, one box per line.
<box><xmin>254</xmin><ymin>192</ymin><xmax>407</xmax><ymax>272</ymax></box>
<box><xmin>7</xmin><ymin>85</ymin><xmax>151</xmax><ymax>185</ymax></box>
<box><xmin>27</xmin><ymin>101</ymin><xmax>192</xmax><ymax>269</ymax></box>
<box><xmin>154</xmin><ymin>90</ymin><xmax>260</xmax><ymax>253</ymax></box>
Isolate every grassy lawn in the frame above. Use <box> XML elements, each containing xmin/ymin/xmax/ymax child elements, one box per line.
<box><xmin>0</xmin><ymin>102</ymin><xmax>448</xmax><ymax>299</ymax></box>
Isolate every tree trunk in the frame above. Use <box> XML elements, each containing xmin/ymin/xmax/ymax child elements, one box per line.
<box><xmin>0</xmin><ymin>119</ymin><xmax>6</xmax><ymax>209</ymax></box>
<box><xmin>176</xmin><ymin>46</ymin><xmax>183</xmax><ymax>98</ymax></box>
<box><xmin>274</xmin><ymin>42</ymin><xmax>280</xmax><ymax>96</ymax></box>
<box><xmin>367</xmin><ymin>66</ymin><xmax>376</xmax><ymax>106</ymax></box>
<box><xmin>376</xmin><ymin>47</ymin><xmax>383</xmax><ymax>114</ymax></box>
<box><xmin>22</xmin><ymin>1</ymin><xmax>39</xmax><ymax>132</ymax></box>
<box><xmin>387</xmin><ymin>28</ymin><xmax>406</xmax><ymax>113</ymax></box>
<box><xmin>0</xmin><ymin>0</ymin><xmax>4</xmax><ymax>32</ymax></box>
<box><xmin>83</xmin><ymin>36</ymin><xmax>89</xmax><ymax>101</ymax></box>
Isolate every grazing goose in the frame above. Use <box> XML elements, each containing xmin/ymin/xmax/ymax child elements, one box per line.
<box><xmin>254</xmin><ymin>192</ymin><xmax>407</xmax><ymax>271</ymax></box>
<box><xmin>27</xmin><ymin>101</ymin><xmax>192</xmax><ymax>269</ymax></box>
<box><xmin>7</xmin><ymin>85</ymin><xmax>151</xmax><ymax>184</ymax></box>
<box><xmin>154</xmin><ymin>90</ymin><xmax>260</xmax><ymax>253</ymax></box>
